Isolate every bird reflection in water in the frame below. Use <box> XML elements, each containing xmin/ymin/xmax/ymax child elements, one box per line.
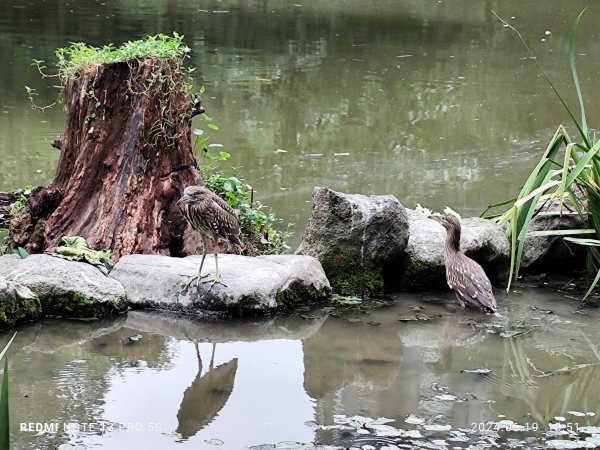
<box><xmin>176</xmin><ymin>343</ymin><xmax>238</xmax><ymax>440</ymax></box>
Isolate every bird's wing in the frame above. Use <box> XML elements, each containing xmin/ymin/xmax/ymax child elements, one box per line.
<box><xmin>207</xmin><ymin>197</ymin><xmax>243</xmax><ymax>245</ymax></box>
<box><xmin>208</xmin><ymin>191</ymin><xmax>238</xmax><ymax>217</ymax></box>
<box><xmin>449</xmin><ymin>254</ymin><xmax>497</xmax><ymax>311</ymax></box>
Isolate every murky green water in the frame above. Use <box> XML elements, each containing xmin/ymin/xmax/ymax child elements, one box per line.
<box><xmin>2</xmin><ymin>284</ymin><xmax>600</xmax><ymax>449</ymax></box>
<box><xmin>3</xmin><ymin>0</ymin><xmax>600</xmax><ymax>245</ymax></box>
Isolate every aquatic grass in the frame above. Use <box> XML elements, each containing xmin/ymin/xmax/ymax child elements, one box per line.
<box><xmin>486</xmin><ymin>10</ymin><xmax>600</xmax><ymax>297</ymax></box>
<box><xmin>0</xmin><ymin>333</ymin><xmax>16</xmax><ymax>450</ymax></box>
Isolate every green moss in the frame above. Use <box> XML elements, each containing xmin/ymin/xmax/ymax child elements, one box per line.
<box><xmin>41</xmin><ymin>292</ymin><xmax>127</xmax><ymax>319</ymax></box>
<box><xmin>400</xmin><ymin>255</ymin><xmax>445</xmax><ymax>288</ymax></box>
<box><xmin>276</xmin><ymin>280</ymin><xmax>330</xmax><ymax>309</ymax></box>
<box><xmin>322</xmin><ymin>252</ymin><xmax>383</xmax><ymax>297</ymax></box>
<box><xmin>0</xmin><ymin>295</ymin><xmax>42</xmax><ymax>328</ymax></box>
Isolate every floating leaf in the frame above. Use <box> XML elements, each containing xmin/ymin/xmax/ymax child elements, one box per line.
<box><xmin>423</xmin><ymin>424</ymin><xmax>452</xmax><ymax>432</ymax></box>
<box><xmin>460</xmin><ymin>368</ymin><xmax>492</xmax><ymax>374</ymax></box>
<box><xmin>405</xmin><ymin>429</ymin><xmax>424</xmax><ymax>438</ymax></box>
<box><xmin>434</xmin><ymin>394</ymin><xmax>457</xmax><ymax>401</ymax></box>
<box><xmin>405</xmin><ymin>414</ymin><xmax>425</xmax><ymax>425</ymax></box>
<box><xmin>546</xmin><ymin>439</ymin><xmax>595</xmax><ymax>449</ymax></box>
<box><xmin>274</xmin><ymin>441</ymin><xmax>308</xmax><ymax>449</ymax></box>
<box><xmin>367</xmin><ymin>424</ymin><xmax>402</xmax><ymax>437</ymax></box>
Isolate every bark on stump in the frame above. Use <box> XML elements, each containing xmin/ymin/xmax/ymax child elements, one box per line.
<box><xmin>9</xmin><ymin>58</ymin><xmax>205</xmax><ymax>259</ymax></box>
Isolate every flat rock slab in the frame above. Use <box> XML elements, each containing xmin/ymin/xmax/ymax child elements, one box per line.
<box><xmin>0</xmin><ymin>254</ymin><xmax>127</xmax><ymax>321</ymax></box>
<box><xmin>110</xmin><ymin>254</ymin><xmax>331</xmax><ymax>314</ymax></box>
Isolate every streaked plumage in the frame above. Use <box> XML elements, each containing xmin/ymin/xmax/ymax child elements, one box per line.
<box><xmin>429</xmin><ymin>214</ymin><xmax>497</xmax><ymax>313</ymax></box>
<box><xmin>177</xmin><ymin>185</ymin><xmax>243</xmax><ymax>290</ymax></box>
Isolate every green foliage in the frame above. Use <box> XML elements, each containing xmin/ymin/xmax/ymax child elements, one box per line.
<box><xmin>8</xmin><ymin>186</ymin><xmax>31</xmax><ymax>217</ymax></box>
<box><xmin>54</xmin><ymin>32</ymin><xmax>191</xmax><ymax>81</ymax></box>
<box><xmin>0</xmin><ymin>333</ymin><xmax>16</xmax><ymax>450</ymax></box>
<box><xmin>193</xmin><ymin>109</ymin><xmax>292</xmax><ymax>255</ymax></box>
<box><xmin>488</xmin><ymin>10</ymin><xmax>600</xmax><ymax>298</ymax></box>
<box><xmin>0</xmin><ymin>186</ymin><xmax>32</xmax><ymax>244</ymax></box>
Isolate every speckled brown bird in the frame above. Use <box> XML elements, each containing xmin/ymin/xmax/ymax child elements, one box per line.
<box><xmin>177</xmin><ymin>185</ymin><xmax>243</xmax><ymax>290</ymax></box>
<box><xmin>429</xmin><ymin>214</ymin><xmax>497</xmax><ymax>313</ymax></box>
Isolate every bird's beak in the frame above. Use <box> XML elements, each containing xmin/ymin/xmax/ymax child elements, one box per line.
<box><xmin>176</xmin><ymin>194</ymin><xmax>189</xmax><ymax>205</ymax></box>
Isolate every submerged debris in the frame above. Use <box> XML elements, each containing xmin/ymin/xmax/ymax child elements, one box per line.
<box><xmin>460</xmin><ymin>368</ymin><xmax>492</xmax><ymax>375</ymax></box>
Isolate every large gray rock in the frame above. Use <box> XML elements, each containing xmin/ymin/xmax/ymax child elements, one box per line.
<box><xmin>522</xmin><ymin>209</ymin><xmax>587</xmax><ymax>272</ymax></box>
<box><xmin>296</xmin><ymin>187</ymin><xmax>409</xmax><ymax>296</ymax></box>
<box><xmin>0</xmin><ymin>254</ymin><xmax>127</xmax><ymax>319</ymax></box>
<box><xmin>0</xmin><ymin>279</ymin><xmax>42</xmax><ymax>327</ymax></box>
<box><xmin>396</xmin><ymin>210</ymin><xmax>510</xmax><ymax>288</ymax></box>
<box><xmin>110</xmin><ymin>254</ymin><xmax>330</xmax><ymax>314</ymax></box>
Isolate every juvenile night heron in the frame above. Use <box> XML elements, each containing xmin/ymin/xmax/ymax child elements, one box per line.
<box><xmin>177</xmin><ymin>185</ymin><xmax>243</xmax><ymax>290</ymax></box>
<box><xmin>429</xmin><ymin>214</ymin><xmax>497</xmax><ymax>313</ymax></box>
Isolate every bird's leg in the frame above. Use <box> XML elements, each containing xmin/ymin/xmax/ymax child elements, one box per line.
<box><xmin>203</xmin><ymin>251</ymin><xmax>227</xmax><ymax>291</ymax></box>
<box><xmin>454</xmin><ymin>292</ymin><xmax>466</xmax><ymax>309</ymax></box>
<box><xmin>182</xmin><ymin>237</ymin><xmax>210</xmax><ymax>292</ymax></box>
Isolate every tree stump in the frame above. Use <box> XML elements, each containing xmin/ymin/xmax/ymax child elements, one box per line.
<box><xmin>9</xmin><ymin>56</ymin><xmax>205</xmax><ymax>260</ymax></box>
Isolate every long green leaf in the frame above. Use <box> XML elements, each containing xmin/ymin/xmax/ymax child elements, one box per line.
<box><xmin>528</xmin><ymin>229</ymin><xmax>595</xmax><ymax>237</ymax></box>
<box><xmin>565</xmin><ymin>237</ymin><xmax>600</xmax><ymax>246</ymax></box>
<box><xmin>0</xmin><ymin>334</ymin><xmax>16</xmax><ymax>362</ymax></box>
<box><xmin>563</xmin><ymin>141</ymin><xmax>600</xmax><ymax>188</ymax></box>
<box><xmin>0</xmin><ymin>358</ymin><xmax>8</xmax><ymax>450</ymax></box>
<box><xmin>570</xmin><ymin>8</ymin><xmax>589</xmax><ymax>140</ymax></box>
<box><xmin>583</xmin><ymin>267</ymin><xmax>600</xmax><ymax>300</ymax></box>
<box><xmin>493</xmin><ymin>13</ymin><xmax>590</xmax><ymax>147</ymax></box>
<box><xmin>0</xmin><ymin>333</ymin><xmax>15</xmax><ymax>450</ymax></box>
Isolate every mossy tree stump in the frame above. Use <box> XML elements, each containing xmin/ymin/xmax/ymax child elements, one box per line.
<box><xmin>10</xmin><ymin>36</ymin><xmax>206</xmax><ymax>259</ymax></box>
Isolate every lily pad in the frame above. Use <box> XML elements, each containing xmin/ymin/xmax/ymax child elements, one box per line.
<box><xmin>423</xmin><ymin>424</ymin><xmax>452</xmax><ymax>432</ymax></box>
<box><xmin>546</xmin><ymin>439</ymin><xmax>596</xmax><ymax>449</ymax></box>
<box><xmin>434</xmin><ymin>394</ymin><xmax>457</xmax><ymax>401</ymax></box>
<box><xmin>460</xmin><ymin>368</ymin><xmax>492</xmax><ymax>374</ymax></box>
<box><xmin>405</xmin><ymin>414</ymin><xmax>425</xmax><ymax>425</ymax></box>
<box><xmin>275</xmin><ymin>442</ymin><xmax>311</xmax><ymax>449</ymax></box>
<box><xmin>330</xmin><ymin>294</ymin><xmax>363</xmax><ymax>305</ymax></box>
<box><xmin>405</xmin><ymin>429</ymin><xmax>424</xmax><ymax>438</ymax></box>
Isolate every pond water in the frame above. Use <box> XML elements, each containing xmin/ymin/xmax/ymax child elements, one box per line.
<box><xmin>3</xmin><ymin>1</ymin><xmax>600</xmax><ymax>449</ymax></box>
<box><xmin>3</xmin><ymin>282</ymin><xmax>600</xmax><ymax>449</ymax></box>
<box><xmin>3</xmin><ymin>0</ymin><xmax>600</xmax><ymax>246</ymax></box>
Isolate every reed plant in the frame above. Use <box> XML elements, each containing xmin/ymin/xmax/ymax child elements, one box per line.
<box><xmin>0</xmin><ymin>333</ymin><xmax>16</xmax><ymax>450</ymax></box>
<box><xmin>482</xmin><ymin>10</ymin><xmax>600</xmax><ymax>298</ymax></box>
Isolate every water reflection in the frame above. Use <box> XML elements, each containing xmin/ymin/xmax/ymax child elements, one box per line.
<box><xmin>3</xmin><ymin>0</ymin><xmax>600</xmax><ymax>247</ymax></box>
<box><xmin>176</xmin><ymin>344</ymin><xmax>238</xmax><ymax>440</ymax></box>
<box><xmin>3</xmin><ymin>284</ymin><xmax>600</xmax><ymax>449</ymax></box>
